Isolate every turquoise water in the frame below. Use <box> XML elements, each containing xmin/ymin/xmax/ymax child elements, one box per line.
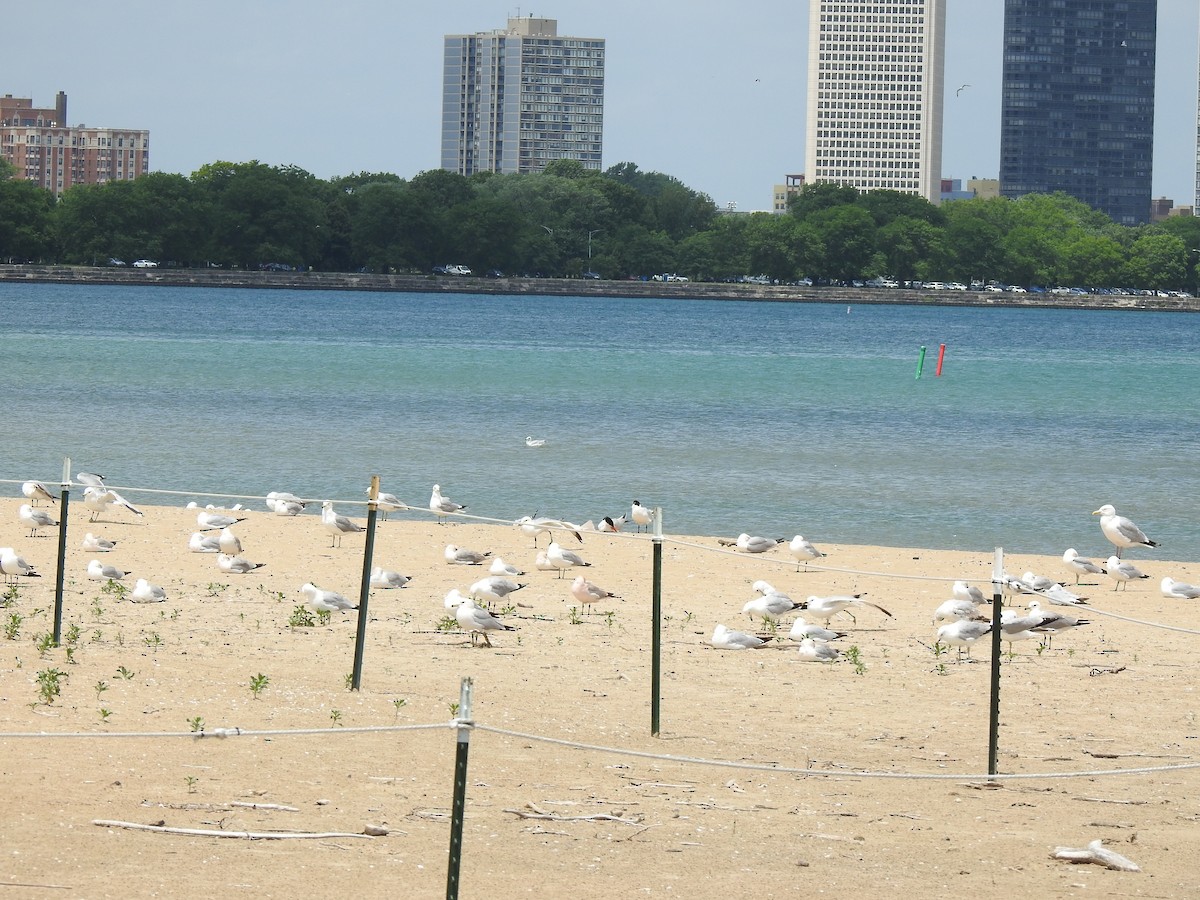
<box><xmin>4</xmin><ymin>283</ymin><xmax>1198</xmax><ymax>559</ymax></box>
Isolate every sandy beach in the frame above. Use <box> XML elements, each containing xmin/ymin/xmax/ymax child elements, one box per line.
<box><xmin>1</xmin><ymin>495</ymin><xmax>1198</xmax><ymax>898</ymax></box>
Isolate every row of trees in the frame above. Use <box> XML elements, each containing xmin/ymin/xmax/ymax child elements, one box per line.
<box><xmin>3</xmin><ymin>157</ymin><xmax>1199</xmax><ymax>291</ymax></box>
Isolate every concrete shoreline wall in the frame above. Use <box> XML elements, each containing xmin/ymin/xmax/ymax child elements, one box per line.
<box><xmin>1</xmin><ymin>264</ymin><xmax>1196</xmax><ymax>312</ymax></box>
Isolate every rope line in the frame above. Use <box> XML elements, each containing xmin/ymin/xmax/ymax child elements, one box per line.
<box><xmin>0</xmin><ymin>722</ymin><xmax>454</xmax><ymax>739</ymax></box>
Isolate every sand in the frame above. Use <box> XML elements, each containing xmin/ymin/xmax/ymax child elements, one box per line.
<box><xmin>1</xmin><ymin>496</ymin><xmax>1198</xmax><ymax>898</ymax></box>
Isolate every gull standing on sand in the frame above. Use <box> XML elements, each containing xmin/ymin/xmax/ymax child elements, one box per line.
<box><xmin>735</xmin><ymin>533</ymin><xmax>784</xmax><ymax>554</ymax></box>
<box><xmin>1161</xmin><ymin>576</ymin><xmax>1200</xmax><ymax>600</ymax></box>
<box><xmin>444</xmin><ymin>588</ymin><xmax>469</xmax><ymax>609</ymax></box>
<box><xmin>742</xmin><ymin>591</ymin><xmax>805</xmax><ymax>622</ymax></box>
<box><xmin>300</xmin><ymin>582</ymin><xmax>356</xmax><ymax>613</ymax></box>
<box><xmin>547</xmin><ymin>541</ymin><xmax>589</xmax><ymax>578</ymax></box>
<box><xmin>131</xmin><ymin>578</ymin><xmax>167</xmax><ymax>603</ymax></box>
<box><xmin>456</xmin><ymin>595</ymin><xmax>517</xmax><ymax>647</ymax></box>
<box><xmin>430</xmin><ymin>484</ymin><xmax>466</xmax><ymax>523</ymax></box>
<box><xmin>445</xmin><ymin>544</ymin><xmax>491</xmax><ymax>566</ymax></box>
<box><xmin>710</xmin><ymin>623</ymin><xmax>772</xmax><ymax>650</ymax></box>
<box><xmin>321</xmin><ymin>501</ymin><xmax>365</xmax><ymax>548</ymax></box>
<box><xmin>84</xmin><ymin>487</ymin><xmax>143</xmax><ymax>522</ymax></box>
<box><xmin>266</xmin><ymin>491</ymin><xmax>306</xmax><ymax>517</ymax></box>
<box><xmin>1026</xmin><ymin>600</ymin><xmax>1090</xmax><ymax>648</ymax></box>
<box><xmin>470</xmin><ymin>575</ymin><xmax>526</xmax><ymax>608</ymax></box>
<box><xmin>806</xmin><ymin>594</ymin><xmax>892</xmax><ymax>626</ymax></box>
<box><xmin>189</xmin><ymin>532</ymin><xmax>221</xmax><ymax>553</ymax></box>
<box><xmin>18</xmin><ymin>504</ymin><xmax>57</xmax><ymax>537</ymax></box>
<box><xmin>630</xmin><ymin>500</ymin><xmax>653</xmax><ymax>533</ymax></box>
<box><xmin>797</xmin><ymin>637</ymin><xmax>841</xmax><ymax>662</ymax></box>
<box><xmin>570</xmin><ymin>575</ymin><xmax>622</xmax><ymax>613</ymax></box>
<box><xmin>87</xmin><ymin>559</ymin><xmax>128</xmax><ymax>582</ymax></box>
<box><xmin>82</xmin><ymin>532</ymin><xmax>116</xmax><ymax>553</ymax></box>
<box><xmin>22</xmin><ymin>480</ymin><xmax>56</xmax><ymax>506</ymax></box>
<box><xmin>787</xmin><ymin>617</ymin><xmax>846</xmax><ymax>643</ymax></box>
<box><xmin>999</xmin><ymin>610</ymin><xmax>1044</xmax><ymax>652</ymax></box>
<box><xmin>375</xmin><ymin>492</ymin><xmax>407</xmax><ymax>521</ymax></box>
<box><xmin>1062</xmin><ymin>548</ymin><xmax>1105</xmax><ymax>584</ymax></box>
<box><xmin>514</xmin><ymin>515</ymin><xmax>583</xmax><ymax>546</ymax></box>
<box><xmin>217</xmin><ymin>553</ymin><xmax>266</xmax><ymax>574</ymax></box>
<box><xmin>1093</xmin><ymin>504</ymin><xmax>1158</xmax><ymax>558</ymax></box>
<box><xmin>370</xmin><ymin>567</ymin><xmax>411</xmax><ymax>589</ymax></box>
<box><xmin>1105</xmin><ymin>556</ymin><xmax>1149</xmax><ymax>590</ymax></box>
<box><xmin>937</xmin><ymin>619</ymin><xmax>992</xmax><ymax>662</ymax></box>
<box><xmin>0</xmin><ymin>548</ymin><xmax>39</xmax><ymax>582</ymax></box>
<box><xmin>196</xmin><ymin>509</ymin><xmax>243</xmax><ymax>531</ymax></box>
<box><xmin>788</xmin><ymin>535</ymin><xmax>826</xmax><ymax>570</ymax></box>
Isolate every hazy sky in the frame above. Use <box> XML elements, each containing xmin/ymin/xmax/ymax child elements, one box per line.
<box><xmin>5</xmin><ymin>1</ymin><xmax>1197</xmax><ymax>210</ymax></box>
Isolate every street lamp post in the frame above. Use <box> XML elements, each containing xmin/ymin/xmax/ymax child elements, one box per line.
<box><xmin>587</xmin><ymin>229</ymin><xmax>602</xmax><ymax>261</ymax></box>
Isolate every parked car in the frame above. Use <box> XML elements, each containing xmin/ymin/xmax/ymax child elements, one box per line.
<box><xmin>431</xmin><ymin>265</ymin><xmax>449</xmax><ymax>275</ymax></box>
<box><xmin>446</xmin><ymin>264</ymin><xmax>472</xmax><ymax>276</ymax></box>
<box><xmin>485</xmin><ymin>268</ymin><xmax>505</xmax><ymax>278</ymax></box>
<box><xmin>107</xmin><ymin>257</ymin><xmax>127</xmax><ymax>267</ymax></box>
<box><xmin>582</xmin><ymin>270</ymin><xmax>601</xmax><ymax>280</ymax></box>
<box><xmin>132</xmin><ymin>259</ymin><xmax>158</xmax><ymax>268</ymax></box>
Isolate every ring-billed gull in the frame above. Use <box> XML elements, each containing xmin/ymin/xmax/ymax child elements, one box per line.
<box><xmin>85</xmin><ymin>487</ymin><xmax>143</xmax><ymax>522</ymax></box>
<box><xmin>131</xmin><ymin>578</ymin><xmax>167</xmax><ymax>603</ymax></box>
<box><xmin>1161</xmin><ymin>576</ymin><xmax>1200</xmax><ymax>600</ymax></box>
<box><xmin>515</xmin><ymin>515</ymin><xmax>583</xmax><ymax>547</ymax></box>
<box><xmin>547</xmin><ymin>541</ymin><xmax>589</xmax><ymax>578</ymax></box>
<box><xmin>933</xmin><ymin>598</ymin><xmax>989</xmax><ymax>625</ymax></box>
<box><xmin>370</xmin><ymin>567</ymin><xmax>411</xmax><ymax>589</ymax></box>
<box><xmin>952</xmin><ymin>580</ymin><xmax>987</xmax><ymax>604</ymax></box>
<box><xmin>189</xmin><ymin>532</ymin><xmax>221</xmax><ymax>553</ymax></box>
<box><xmin>18</xmin><ymin>504</ymin><xmax>58</xmax><ymax>537</ymax></box>
<box><xmin>444</xmin><ymin>588</ymin><xmax>469</xmax><ymax>609</ymax></box>
<box><xmin>87</xmin><ymin>559</ymin><xmax>128</xmax><ymax>582</ymax></box>
<box><xmin>196</xmin><ymin>509</ymin><xmax>243</xmax><ymax>531</ymax></box>
<box><xmin>787</xmin><ymin>617</ymin><xmax>846</xmax><ymax>643</ymax></box>
<box><xmin>630</xmin><ymin>500</ymin><xmax>654</xmax><ymax>533</ymax></box>
<box><xmin>21</xmin><ymin>480</ymin><xmax>56</xmax><ymax>506</ymax></box>
<box><xmin>1104</xmin><ymin>556</ymin><xmax>1149</xmax><ymax>591</ymax></box>
<box><xmin>321</xmin><ymin>501</ymin><xmax>365</xmax><ymax>548</ymax></box>
<box><xmin>999</xmin><ymin>610</ymin><xmax>1043</xmax><ymax>652</ymax></box>
<box><xmin>0</xmin><ymin>548</ymin><xmax>40</xmax><ymax>582</ymax></box>
<box><xmin>82</xmin><ymin>532</ymin><xmax>116</xmax><ymax>553</ymax></box>
<box><xmin>299</xmin><ymin>582</ymin><xmax>356</xmax><ymax>613</ymax></box>
<box><xmin>375</xmin><ymin>492</ymin><xmax>407</xmax><ymax>521</ymax></box>
<box><xmin>534</xmin><ymin>550</ymin><xmax>556</xmax><ymax>571</ymax></box>
<box><xmin>217</xmin><ymin>553</ymin><xmax>266</xmax><ymax>574</ymax></box>
<box><xmin>469</xmin><ymin>575</ymin><xmax>526</xmax><ymax>607</ymax></box>
<box><xmin>797</xmin><ymin>637</ymin><xmax>841</xmax><ymax>662</ymax></box>
<box><xmin>735</xmin><ymin>533</ymin><xmax>784</xmax><ymax>554</ymax></box>
<box><xmin>1061</xmin><ymin>548</ymin><xmax>1105</xmax><ymax>584</ymax></box>
<box><xmin>489</xmin><ymin>556</ymin><xmax>525</xmax><ymax>577</ymax></box>
<box><xmin>218</xmin><ymin>528</ymin><xmax>242</xmax><ymax>556</ymax></box>
<box><xmin>455</xmin><ymin>595</ymin><xmax>517</xmax><ymax>647</ymax></box>
<box><xmin>788</xmin><ymin>535</ymin><xmax>826</xmax><ymax>571</ymax></box>
<box><xmin>430</xmin><ymin>484</ymin><xmax>466</xmax><ymax>524</ymax></box>
<box><xmin>710</xmin><ymin>623</ymin><xmax>772</xmax><ymax>649</ymax></box>
<box><xmin>936</xmin><ymin>619</ymin><xmax>992</xmax><ymax>662</ymax></box>
<box><xmin>266</xmin><ymin>491</ymin><xmax>306</xmax><ymax>517</ymax></box>
<box><xmin>1026</xmin><ymin>600</ymin><xmax>1090</xmax><ymax>647</ymax></box>
<box><xmin>806</xmin><ymin>594</ymin><xmax>892</xmax><ymax>626</ymax></box>
<box><xmin>570</xmin><ymin>575</ymin><xmax>622</xmax><ymax>613</ymax></box>
<box><xmin>1093</xmin><ymin>504</ymin><xmax>1158</xmax><ymax>558</ymax></box>
<box><xmin>445</xmin><ymin>544</ymin><xmax>491</xmax><ymax>566</ymax></box>
<box><xmin>742</xmin><ymin>591</ymin><xmax>805</xmax><ymax>622</ymax></box>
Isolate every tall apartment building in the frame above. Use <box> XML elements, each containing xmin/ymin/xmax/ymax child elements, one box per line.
<box><xmin>804</xmin><ymin>0</ymin><xmax>946</xmax><ymax>202</ymax></box>
<box><xmin>0</xmin><ymin>92</ymin><xmax>149</xmax><ymax>196</ymax></box>
<box><xmin>1000</xmin><ymin>0</ymin><xmax>1156</xmax><ymax>226</ymax></box>
<box><xmin>442</xmin><ymin>16</ymin><xmax>604</xmax><ymax>176</ymax></box>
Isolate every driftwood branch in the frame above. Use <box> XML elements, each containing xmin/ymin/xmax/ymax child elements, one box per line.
<box><xmin>1051</xmin><ymin>839</ymin><xmax>1140</xmax><ymax>871</ymax></box>
<box><xmin>93</xmin><ymin>819</ymin><xmax>375</xmax><ymax>840</ymax></box>
<box><xmin>503</xmin><ymin>803</ymin><xmax>643</xmax><ymax>826</ymax></box>
<box><xmin>230</xmin><ymin>802</ymin><xmax>299</xmax><ymax>812</ymax></box>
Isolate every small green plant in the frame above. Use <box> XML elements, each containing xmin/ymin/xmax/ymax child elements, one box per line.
<box><xmin>288</xmin><ymin>605</ymin><xmax>316</xmax><ymax>628</ymax></box>
<box><xmin>91</xmin><ymin>629</ymin><xmax>103</xmax><ymax>643</ymax></box>
<box><xmin>392</xmin><ymin>698</ymin><xmax>407</xmax><ymax>717</ymax></box>
<box><xmin>64</xmin><ymin>623</ymin><xmax>82</xmax><ymax>646</ymax></box>
<box><xmin>170</xmin><ymin>608</ymin><xmax>180</xmax><ymax>621</ymax></box>
<box><xmin>435</xmin><ymin>615</ymin><xmax>459</xmax><ymax>632</ymax></box>
<box><xmin>143</xmin><ymin>632</ymin><xmax>163</xmax><ymax>650</ymax></box>
<box><xmin>188</xmin><ymin>716</ymin><xmax>205</xmax><ymax>733</ymax></box>
<box><xmin>35</xmin><ymin>668</ymin><xmax>67</xmax><ymax>704</ymax></box>
<box><xmin>95</xmin><ymin>680</ymin><xmax>109</xmax><ymax>700</ymax></box>
<box><xmin>64</xmin><ymin>646</ymin><xmax>77</xmax><ymax>665</ymax></box>
<box><xmin>91</xmin><ymin>598</ymin><xmax>104</xmax><ymax>620</ymax></box>
<box><xmin>2</xmin><ymin>584</ymin><xmax>19</xmax><ymax>604</ymax></box>
<box><xmin>184</xmin><ymin>775</ymin><xmax>198</xmax><ymax>793</ymax></box>
<box><xmin>568</xmin><ymin>606</ymin><xmax>583</xmax><ymax>625</ymax></box>
<box><xmin>34</xmin><ymin>632</ymin><xmax>54</xmax><ymax>657</ymax></box>
<box><xmin>845</xmin><ymin>645</ymin><xmax>867</xmax><ymax>676</ymax></box>
<box><xmin>98</xmin><ymin>708</ymin><xmax>112</xmax><ymax>722</ymax></box>
<box><xmin>1035</xmin><ymin>643</ymin><xmax>1046</xmax><ymax>657</ymax></box>
<box><xmin>116</xmin><ymin>665</ymin><xmax>135</xmax><ymax>681</ymax></box>
<box><xmin>343</xmin><ymin>673</ymin><xmax>353</xmax><ymax>691</ymax></box>
<box><xmin>931</xmin><ymin>641</ymin><xmax>949</xmax><ymax>676</ymax></box>
<box><xmin>500</xmin><ymin>604</ymin><xmax>517</xmax><ymax>616</ymax></box>
<box><xmin>4</xmin><ymin>612</ymin><xmax>22</xmax><ymax>641</ymax></box>
<box><xmin>206</xmin><ymin>583</ymin><xmax>228</xmax><ymax>598</ymax></box>
<box><xmin>605</xmin><ymin>610</ymin><xmax>617</xmax><ymax>630</ymax></box>
<box><xmin>760</xmin><ymin>616</ymin><xmax>779</xmax><ymax>636</ymax></box>
<box><xmin>249</xmin><ymin>673</ymin><xmax>270</xmax><ymax>699</ymax></box>
<box><xmin>100</xmin><ymin>580</ymin><xmax>129</xmax><ymax>601</ymax></box>
<box><xmin>448</xmin><ymin>701</ymin><xmax>460</xmax><ymax>717</ymax></box>
<box><xmin>329</xmin><ymin>709</ymin><xmax>343</xmax><ymax>726</ymax></box>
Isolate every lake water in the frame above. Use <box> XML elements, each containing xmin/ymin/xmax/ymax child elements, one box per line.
<box><xmin>3</xmin><ymin>283</ymin><xmax>1197</xmax><ymax>560</ymax></box>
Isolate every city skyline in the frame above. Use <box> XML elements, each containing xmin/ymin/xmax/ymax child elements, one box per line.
<box><xmin>2</xmin><ymin>0</ymin><xmax>1197</xmax><ymax>212</ymax></box>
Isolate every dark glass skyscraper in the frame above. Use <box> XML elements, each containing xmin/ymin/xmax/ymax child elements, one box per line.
<box><xmin>1000</xmin><ymin>0</ymin><xmax>1156</xmax><ymax>225</ymax></box>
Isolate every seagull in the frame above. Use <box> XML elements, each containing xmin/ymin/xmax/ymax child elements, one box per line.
<box><xmin>1093</xmin><ymin>504</ymin><xmax>1158</xmax><ymax>558</ymax></box>
<box><xmin>525</xmin><ymin>435</ymin><xmax>547</xmax><ymax>448</ymax></box>
<box><xmin>788</xmin><ymin>535</ymin><xmax>826</xmax><ymax>570</ymax></box>
<box><xmin>1020</xmin><ymin>571</ymin><xmax>1062</xmax><ymax>593</ymax></box>
<box><xmin>18</xmin><ymin>504</ymin><xmax>57</xmax><ymax>537</ymax></box>
<box><xmin>21</xmin><ymin>480</ymin><xmax>56</xmax><ymax>506</ymax></box>
<box><xmin>130</xmin><ymin>578</ymin><xmax>167</xmax><ymax>603</ymax></box>
<box><xmin>75</xmin><ymin>472</ymin><xmax>106</xmax><ymax>488</ymax></box>
<box><xmin>370</xmin><ymin>567</ymin><xmax>411</xmax><ymax>589</ymax></box>
<box><xmin>787</xmin><ymin>617</ymin><xmax>846</xmax><ymax>643</ymax></box>
<box><xmin>514</xmin><ymin>515</ymin><xmax>583</xmax><ymax>546</ymax></box>
<box><xmin>430</xmin><ymin>484</ymin><xmax>466</xmax><ymax>523</ymax></box>
<box><xmin>1161</xmin><ymin>576</ymin><xmax>1200</xmax><ymax>600</ymax></box>
<box><xmin>489</xmin><ymin>556</ymin><xmax>525</xmax><ymax>577</ymax></box>
<box><xmin>630</xmin><ymin>500</ymin><xmax>653</xmax><ymax>533</ymax></box>
<box><xmin>742</xmin><ymin>591</ymin><xmax>805</xmax><ymax>622</ymax></box>
<box><xmin>952</xmin><ymin>580</ymin><xmax>988</xmax><ymax>604</ymax></box>
<box><xmin>84</xmin><ymin>487</ymin><xmax>143</xmax><ymax>522</ymax></box>
<box><xmin>321</xmin><ymin>500</ymin><xmax>365</xmax><ymax>548</ymax></box>
<box><xmin>266</xmin><ymin>491</ymin><xmax>306</xmax><ymax>517</ymax></box>
<box><xmin>1026</xmin><ymin>600</ymin><xmax>1090</xmax><ymax>648</ymax></box>
<box><xmin>547</xmin><ymin>541</ymin><xmax>589</xmax><ymax>578</ymax></box>
<box><xmin>217</xmin><ymin>553</ymin><xmax>266</xmax><ymax>574</ymax></box>
<box><xmin>752</xmin><ymin>580</ymin><xmax>790</xmax><ymax>599</ymax></box>
<box><xmin>797</xmin><ymin>637</ymin><xmax>841</xmax><ymax>662</ymax></box>
<box><xmin>937</xmin><ymin>619</ymin><xmax>992</xmax><ymax>662</ymax></box>
<box><xmin>956</xmin><ymin>83</ymin><xmax>970</xmax><ymax>96</ymax></box>
<box><xmin>444</xmin><ymin>588</ymin><xmax>469</xmax><ymax>609</ymax></box>
<box><xmin>0</xmin><ymin>547</ymin><xmax>40</xmax><ymax>582</ymax></box>
<box><xmin>470</xmin><ymin>575</ymin><xmax>526</xmax><ymax>607</ymax></box>
<box><xmin>456</xmin><ymin>595</ymin><xmax>517</xmax><ymax>647</ymax></box>
<box><xmin>534</xmin><ymin>550</ymin><xmax>557</xmax><ymax>571</ymax></box>
<box><xmin>445</xmin><ymin>544</ymin><xmax>491</xmax><ymax>566</ymax></box>
<box><xmin>933</xmin><ymin>598</ymin><xmax>989</xmax><ymax>625</ymax></box>
<box><xmin>570</xmin><ymin>575</ymin><xmax>622</xmax><ymax>613</ymax></box>
<box><xmin>188</xmin><ymin>532</ymin><xmax>222</xmax><ymax>553</ymax></box>
<box><xmin>999</xmin><ymin>609</ymin><xmax>1044</xmax><ymax>652</ymax></box>
<box><xmin>81</xmin><ymin>532</ymin><xmax>116</xmax><ymax>553</ymax></box>
<box><xmin>735</xmin><ymin>533</ymin><xmax>784</xmax><ymax>554</ymax></box>
<box><xmin>591</xmin><ymin>515</ymin><xmax>626</xmax><ymax>533</ymax></box>
<box><xmin>196</xmin><ymin>509</ymin><xmax>243</xmax><ymax>531</ymax></box>
<box><xmin>806</xmin><ymin>594</ymin><xmax>891</xmax><ymax>626</ymax></box>
<box><xmin>375</xmin><ymin>492</ymin><xmax>407</xmax><ymax>521</ymax></box>
<box><xmin>299</xmin><ymin>582</ymin><xmax>356</xmax><ymax>613</ymax></box>
<box><xmin>1062</xmin><ymin>548</ymin><xmax>1105</xmax><ymax>584</ymax></box>
<box><xmin>218</xmin><ymin>527</ymin><xmax>242</xmax><ymax>556</ymax></box>
<box><xmin>1105</xmin><ymin>556</ymin><xmax>1149</xmax><ymax>590</ymax></box>
<box><xmin>87</xmin><ymin>559</ymin><xmax>128</xmax><ymax>582</ymax></box>
<box><xmin>711</xmin><ymin>623</ymin><xmax>772</xmax><ymax>650</ymax></box>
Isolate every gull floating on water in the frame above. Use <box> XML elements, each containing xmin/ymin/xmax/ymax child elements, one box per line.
<box><xmin>196</xmin><ymin>509</ymin><xmax>243</xmax><ymax>531</ymax></box>
<box><xmin>525</xmin><ymin>435</ymin><xmax>546</xmax><ymax>448</ymax></box>
<box><xmin>87</xmin><ymin>559</ymin><xmax>128</xmax><ymax>582</ymax></box>
<box><xmin>131</xmin><ymin>578</ymin><xmax>167</xmax><ymax>603</ymax></box>
<box><xmin>430</xmin><ymin>484</ymin><xmax>466</xmax><ymax>523</ymax></box>
<box><xmin>18</xmin><ymin>504</ymin><xmax>57</xmax><ymax>537</ymax></box>
<box><xmin>1061</xmin><ymin>548</ymin><xmax>1105</xmax><ymax>584</ymax></box>
<box><xmin>82</xmin><ymin>532</ymin><xmax>116</xmax><ymax>553</ymax></box>
<box><xmin>489</xmin><ymin>556</ymin><xmax>525</xmax><ymax>577</ymax></box>
<box><xmin>217</xmin><ymin>553</ymin><xmax>266</xmax><ymax>574</ymax></box>
<box><xmin>1105</xmin><ymin>555</ymin><xmax>1149</xmax><ymax>591</ymax></box>
<box><xmin>0</xmin><ymin>548</ymin><xmax>39</xmax><ymax>582</ymax></box>
<box><xmin>299</xmin><ymin>582</ymin><xmax>356</xmax><ymax>613</ymax></box>
<box><xmin>470</xmin><ymin>575</ymin><xmax>526</xmax><ymax>607</ymax></box>
<box><xmin>806</xmin><ymin>594</ymin><xmax>891</xmax><ymax>627</ymax></box>
<box><xmin>21</xmin><ymin>480</ymin><xmax>56</xmax><ymax>506</ymax></box>
<box><xmin>788</xmin><ymin>535</ymin><xmax>826</xmax><ymax>571</ymax></box>
<box><xmin>189</xmin><ymin>532</ymin><xmax>221</xmax><ymax>553</ymax></box>
<box><xmin>630</xmin><ymin>500</ymin><xmax>654</xmax><ymax>533</ymax></box>
<box><xmin>547</xmin><ymin>541</ymin><xmax>589</xmax><ymax>578</ymax></box>
<box><xmin>787</xmin><ymin>617</ymin><xmax>846</xmax><ymax>643</ymax></box>
<box><xmin>570</xmin><ymin>575</ymin><xmax>622</xmax><ymax>613</ymax></box>
<box><xmin>445</xmin><ymin>544</ymin><xmax>491</xmax><ymax>566</ymax></box>
<box><xmin>321</xmin><ymin>500</ymin><xmax>365</xmax><ymax>548</ymax></box>
<box><xmin>456</xmin><ymin>595</ymin><xmax>517</xmax><ymax>647</ymax></box>
<box><xmin>711</xmin><ymin>623</ymin><xmax>772</xmax><ymax>650</ymax></box>
<box><xmin>1161</xmin><ymin>576</ymin><xmax>1200</xmax><ymax>600</ymax></box>
<box><xmin>1093</xmin><ymin>504</ymin><xmax>1158</xmax><ymax>558</ymax></box>
<box><xmin>370</xmin><ymin>567</ymin><xmax>411</xmax><ymax>589</ymax></box>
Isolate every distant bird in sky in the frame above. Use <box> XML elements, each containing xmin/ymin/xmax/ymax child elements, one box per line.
<box><xmin>956</xmin><ymin>83</ymin><xmax>970</xmax><ymax>96</ymax></box>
